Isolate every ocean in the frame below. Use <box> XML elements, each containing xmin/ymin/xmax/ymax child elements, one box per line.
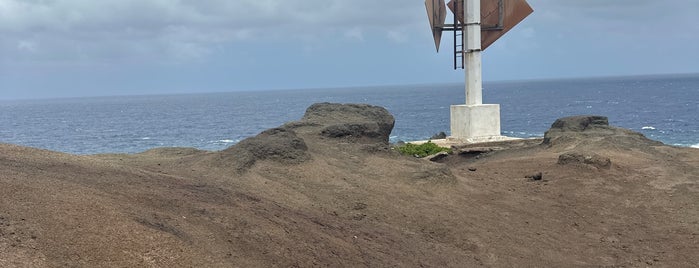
<box><xmin>1</xmin><ymin>74</ymin><xmax>698</xmax><ymax>155</ymax></box>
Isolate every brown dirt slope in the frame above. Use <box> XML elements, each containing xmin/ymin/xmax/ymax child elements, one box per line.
<box><xmin>1</xmin><ymin>105</ymin><xmax>698</xmax><ymax>267</ymax></box>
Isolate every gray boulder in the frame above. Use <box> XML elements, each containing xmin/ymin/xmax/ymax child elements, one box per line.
<box><xmin>294</xmin><ymin>103</ymin><xmax>395</xmax><ymax>144</ymax></box>
<box><xmin>543</xmin><ymin>115</ymin><xmax>660</xmax><ymax>147</ymax></box>
<box><xmin>220</xmin><ymin>128</ymin><xmax>310</xmax><ymax>172</ymax></box>
<box><xmin>549</xmin><ymin>115</ymin><xmax>610</xmax><ymax>132</ymax></box>
<box><xmin>431</xmin><ymin>132</ymin><xmax>447</xmax><ymax>140</ymax></box>
<box><xmin>215</xmin><ymin>103</ymin><xmax>396</xmax><ymax>172</ymax></box>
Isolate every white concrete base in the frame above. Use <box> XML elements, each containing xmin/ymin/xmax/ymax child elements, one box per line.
<box><xmin>450</xmin><ymin>104</ymin><xmax>501</xmax><ymax>140</ymax></box>
<box><xmin>410</xmin><ymin>136</ymin><xmax>522</xmax><ymax>147</ymax></box>
<box><xmin>445</xmin><ymin>135</ymin><xmax>516</xmax><ymax>144</ymax></box>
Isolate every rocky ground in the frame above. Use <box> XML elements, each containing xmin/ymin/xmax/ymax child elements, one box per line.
<box><xmin>1</xmin><ymin>103</ymin><xmax>698</xmax><ymax>267</ymax></box>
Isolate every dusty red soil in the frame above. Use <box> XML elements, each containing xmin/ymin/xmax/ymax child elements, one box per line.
<box><xmin>1</xmin><ymin>112</ymin><xmax>698</xmax><ymax>267</ymax></box>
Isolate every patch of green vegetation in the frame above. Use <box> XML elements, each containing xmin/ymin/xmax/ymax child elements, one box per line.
<box><xmin>396</xmin><ymin>142</ymin><xmax>452</xmax><ymax>158</ymax></box>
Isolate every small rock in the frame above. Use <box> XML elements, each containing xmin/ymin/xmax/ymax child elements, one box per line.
<box><xmin>427</xmin><ymin>151</ymin><xmax>450</xmax><ymax>162</ymax></box>
<box><xmin>468</xmin><ymin>168</ymin><xmax>477</xmax><ymax>172</ymax></box>
<box><xmin>526</xmin><ymin>172</ymin><xmax>543</xmax><ymax>181</ymax></box>
<box><xmin>430</xmin><ymin>131</ymin><xmax>447</xmax><ymax>140</ymax></box>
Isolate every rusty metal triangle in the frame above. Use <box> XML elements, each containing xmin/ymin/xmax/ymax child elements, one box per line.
<box><xmin>447</xmin><ymin>0</ymin><xmax>533</xmax><ymax>51</ymax></box>
<box><xmin>425</xmin><ymin>0</ymin><xmax>448</xmax><ymax>52</ymax></box>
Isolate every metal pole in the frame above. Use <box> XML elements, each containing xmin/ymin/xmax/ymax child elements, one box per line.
<box><xmin>464</xmin><ymin>0</ymin><xmax>482</xmax><ymax>105</ymax></box>
<box><xmin>453</xmin><ymin>0</ymin><xmax>458</xmax><ymax>70</ymax></box>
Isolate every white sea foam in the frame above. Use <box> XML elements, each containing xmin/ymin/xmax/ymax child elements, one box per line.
<box><xmin>641</xmin><ymin>126</ymin><xmax>656</xmax><ymax>130</ymax></box>
<box><xmin>141</xmin><ymin>137</ymin><xmax>152</xmax><ymax>140</ymax></box>
<box><xmin>691</xmin><ymin>144</ymin><xmax>699</xmax><ymax>149</ymax></box>
<box><xmin>501</xmin><ymin>131</ymin><xmax>541</xmax><ymax>138</ymax></box>
<box><xmin>218</xmin><ymin>139</ymin><xmax>236</xmax><ymax>143</ymax></box>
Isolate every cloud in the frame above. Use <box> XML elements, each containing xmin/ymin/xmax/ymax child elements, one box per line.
<box><xmin>387</xmin><ymin>30</ymin><xmax>409</xmax><ymax>43</ymax></box>
<box><xmin>527</xmin><ymin>0</ymin><xmax>699</xmax><ymax>42</ymax></box>
<box><xmin>16</xmin><ymin>40</ymin><xmax>37</xmax><ymax>52</ymax></box>
<box><xmin>532</xmin><ymin>0</ymin><xmax>699</xmax><ymax>24</ymax></box>
<box><xmin>0</xmin><ymin>0</ymin><xmax>425</xmax><ymax>64</ymax></box>
<box><xmin>3</xmin><ymin>0</ymin><xmax>697</xmax><ymax>72</ymax></box>
<box><xmin>344</xmin><ymin>27</ymin><xmax>365</xmax><ymax>42</ymax></box>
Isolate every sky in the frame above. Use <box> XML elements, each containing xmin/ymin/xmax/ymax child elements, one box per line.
<box><xmin>1</xmin><ymin>0</ymin><xmax>698</xmax><ymax>100</ymax></box>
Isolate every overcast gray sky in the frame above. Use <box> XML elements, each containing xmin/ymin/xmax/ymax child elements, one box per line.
<box><xmin>1</xmin><ymin>0</ymin><xmax>698</xmax><ymax>100</ymax></box>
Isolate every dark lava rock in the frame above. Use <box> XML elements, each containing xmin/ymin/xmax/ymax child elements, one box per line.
<box><xmin>426</xmin><ymin>151</ymin><xmax>450</xmax><ymax>162</ymax></box>
<box><xmin>550</xmin><ymin>115</ymin><xmax>610</xmax><ymax>132</ymax></box>
<box><xmin>222</xmin><ymin>128</ymin><xmax>310</xmax><ymax>172</ymax></box>
<box><xmin>543</xmin><ymin>116</ymin><xmax>613</xmax><ymax>145</ymax></box>
<box><xmin>542</xmin><ymin>115</ymin><xmax>662</xmax><ymax>148</ymax></box>
<box><xmin>526</xmin><ymin>172</ymin><xmax>543</xmax><ymax>181</ymax></box>
<box><xmin>215</xmin><ymin>103</ymin><xmax>396</xmax><ymax>172</ymax></box>
<box><xmin>431</xmin><ymin>132</ymin><xmax>447</xmax><ymax>140</ymax></box>
<box><xmin>295</xmin><ymin>103</ymin><xmax>395</xmax><ymax>144</ymax></box>
<box><xmin>558</xmin><ymin>152</ymin><xmax>612</xmax><ymax>169</ymax></box>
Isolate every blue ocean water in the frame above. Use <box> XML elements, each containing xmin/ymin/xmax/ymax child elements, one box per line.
<box><xmin>1</xmin><ymin>74</ymin><xmax>698</xmax><ymax>155</ymax></box>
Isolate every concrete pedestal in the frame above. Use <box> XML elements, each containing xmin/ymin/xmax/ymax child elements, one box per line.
<box><xmin>450</xmin><ymin>104</ymin><xmax>501</xmax><ymax>140</ymax></box>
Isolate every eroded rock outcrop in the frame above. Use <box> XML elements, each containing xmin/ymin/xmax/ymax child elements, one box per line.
<box><xmin>214</xmin><ymin>103</ymin><xmax>395</xmax><ymax>172</ymax></box>
<box><xmin>542</xmin><ymin>115</ymin><xmax>665</xmax><ymax>170</ymax></box>
<box><xmin>221</xmin><ymin>128</ymin><xmax>310</xmax><ymax>172</ymax></box>
<box><xmin>291</xmin><ymin>103</ymin><xmax>395</xmax><ymax>144</ymax></box>
<box><xmin>542</xmin><ymin>115</ymin><xmax>662</xmax><ymax>148</ymax></box>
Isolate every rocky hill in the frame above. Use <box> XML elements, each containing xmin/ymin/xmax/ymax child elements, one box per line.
<box><xmin>1</xmin><ymin>103</ymin><xmax>697</xmax><ymax>267</ymax></box>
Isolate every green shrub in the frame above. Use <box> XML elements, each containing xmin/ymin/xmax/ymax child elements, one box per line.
<box><xmin>397</xmin><ymin>142</ymin><xmax>452</xmax><ymax>158</ymax></box>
